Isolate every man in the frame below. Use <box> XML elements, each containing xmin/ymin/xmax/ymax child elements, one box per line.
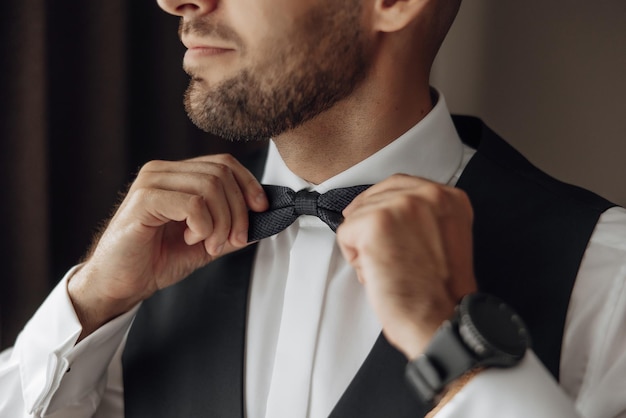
<box><xmin>1</xmin><ymin>0</ymin><xmax>626</xmax><ymax>417</ymax></box>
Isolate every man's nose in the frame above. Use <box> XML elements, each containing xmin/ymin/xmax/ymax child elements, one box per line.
<box><xmin>156</xmin><ymin>0</ymin><xmax>218</xmax><ymax>18</ymax></box>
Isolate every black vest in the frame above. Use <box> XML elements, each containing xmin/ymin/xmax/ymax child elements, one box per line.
<box><xmin>122</xmin><ymin>116</ymin><xmax>615</xmax><ymax>417</ymax></box>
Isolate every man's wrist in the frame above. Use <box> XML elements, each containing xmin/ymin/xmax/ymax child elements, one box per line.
<box><xmin>67</xmin><ymin>265</ymin><xmax>140</xmax><ymax>341</ymax></box>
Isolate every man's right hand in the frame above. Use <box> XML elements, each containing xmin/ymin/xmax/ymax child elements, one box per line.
<box><xmin>67</xmin><ymin>154</ymin><xmax>268</xmax><ymax>340</ymax></box>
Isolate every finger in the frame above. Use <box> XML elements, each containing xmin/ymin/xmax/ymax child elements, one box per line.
<box><xmin>135</xmin><ymin>160</ymin><xmax>257</xmax><ymax>249</ymax></box>
<box><xmin>188</xmin><ymin>154</ymin><xmax>268</xmax><ymax>212</ymax></box>
<box><xmin>139</xmin><ymin>155</ymin><xmax>267</xmax><ymax>212</ymax></box>
<box><xmin>437</xmin><ymin>189</ymin><xmax>477</xmax><ymax>299</ymax></box>
<box><xmin>355</xmin><ymin>184</ymin><xmax>475</xmax><ymax>299</ymax></box>
<box><xmin>129</xmin><ymin>188</ymin><xmax>214</xmax><ymax>247</ymax></box>
<box><xmin>185</xmin><ymin>156</ymin><xmax>266</xmax><ymax>246</ymax></box>
<box><xmin>346</xmin><ymin>178</ymin><xmax>464</xmax><ymax>225</ymax></box>
<box><xmin>201</xmin><ymin>163</ymin><xmax>250</xmax><ymax>248</ymax></box>
<box><xmin>344</xmin><ymin>174</ymin><xmax>434</xmax><ymax>216</ymax></box>
<box><xmin>340</xmin><ymin>191</ymin><xmax>457</xmax><ymax>295</ymax></box>
<box><xmin>130</xmin><ymin>171</ymin><xmax>233</xmax><ymax>255</ymax></box>
<box><xmin>197</xmin><ymin>177</ymin><xmax>232</xmax><ymax>256</ymax></box>
<box><xmin>340</xmin><ymin>195</ymin><xmax>448</xmax><ymax>272</ymax></box>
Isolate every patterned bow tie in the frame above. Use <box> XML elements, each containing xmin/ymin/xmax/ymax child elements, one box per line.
<box><xmin>247</xmin><ymin>184</ymin><xmax>372</xmax><ymax>242</ymax></box>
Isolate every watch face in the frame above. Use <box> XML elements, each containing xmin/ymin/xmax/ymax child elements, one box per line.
<box><xmin>460</xmin><ymin>293</ymin><xmax>530</xmax><ymax>365</ymax></box>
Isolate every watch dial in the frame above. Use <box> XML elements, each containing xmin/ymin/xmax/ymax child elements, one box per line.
<box><xmin>465</xmin><ymin>293</ymin><xmax>530</xmax><ymax>359</ymax></box>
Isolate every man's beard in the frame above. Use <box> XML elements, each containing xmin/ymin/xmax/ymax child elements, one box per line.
<box><xmin>182</xmin><ymin>4</ymin><xmax>371</xmax><ymax>142</ymax></box>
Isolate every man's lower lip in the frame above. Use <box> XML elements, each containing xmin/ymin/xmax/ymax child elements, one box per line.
<box><xmin>185</xmin><ymin>47</ymin><xmax>233</xmax><ymax>57</ymax></box>
<box><xmin>184</xmin><ymin>48</ymin><xmax>234</xmax><ymax>66</ymax></box>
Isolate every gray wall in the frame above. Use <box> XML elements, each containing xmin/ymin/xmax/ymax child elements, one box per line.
<box><xmin>432</xmin><ymin>0</ymin><xmax>626</xmax><ymax>206</ymax></box>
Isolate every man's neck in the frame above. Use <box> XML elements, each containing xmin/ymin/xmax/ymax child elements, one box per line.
<box><xmin>272</xmin><ymin>81</ymin><xmax>433</xmax><ymax>184</ymax></box>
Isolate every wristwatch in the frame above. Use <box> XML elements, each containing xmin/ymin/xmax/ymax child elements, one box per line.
<box><xmin>405</xmin><ymin>292</ymin><xmax>530</xmax><ymax>404</ymax></box>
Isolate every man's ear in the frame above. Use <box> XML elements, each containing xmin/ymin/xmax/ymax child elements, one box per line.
<box><xmin>371</xmin><ymin>0</ymin><xmax>429</xmax><ymax>33</ymax></box>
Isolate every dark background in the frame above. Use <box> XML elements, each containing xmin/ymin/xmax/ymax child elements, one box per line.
<box><xmin>0</xmin><ymin>0</ymin><xmax>250</xmax><ymax>348</ymax></box>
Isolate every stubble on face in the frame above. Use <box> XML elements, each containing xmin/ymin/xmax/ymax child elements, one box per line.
<box><xmin>182</xmin><ymin>1</ymin><xmax>372</xmax><ymax>142</ymax></box>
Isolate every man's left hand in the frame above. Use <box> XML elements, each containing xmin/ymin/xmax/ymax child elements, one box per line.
<box><xmin>337</xmin><ymin>174</ymin><xmax>477</xmax><ymax>359</ymax></box>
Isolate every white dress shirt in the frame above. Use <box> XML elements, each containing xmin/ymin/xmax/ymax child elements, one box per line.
<box><xmin>2</xmin><ymin>92</ymin><xmax>626</xmax><ymax>418</ymax></box>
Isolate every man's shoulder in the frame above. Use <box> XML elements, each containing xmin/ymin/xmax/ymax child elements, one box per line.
<box><xmin>452</xmin><ymin>114</ymin><xmax>617</xmax><ymax>214</ymax></box>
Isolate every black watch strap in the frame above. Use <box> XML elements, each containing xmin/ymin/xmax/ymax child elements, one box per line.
<box><xmin>405</xmin><ymin>320</ymin><xmax>477</xmax><ymax>404</ymax></box>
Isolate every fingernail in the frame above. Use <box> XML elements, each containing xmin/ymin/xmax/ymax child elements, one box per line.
<box><xmin>213</xmin><ymin>243</ymin><xmax>224</xmax><ymax>256</ymax></box>
<box><xmin>256</xmin><ymin>191</ymin><xmax>268</xmax><ymax>205</ymax></box>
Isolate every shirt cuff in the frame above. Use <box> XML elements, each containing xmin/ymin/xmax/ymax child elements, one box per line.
<box><xmin>13</xmin><ymin>266</ymin><xmax>139</xmax><ymax>416</ymax></box>
<box><xmin>433</xmin><ymin>350</ymin><xmax>582</xmax><ymax>418</ymax></box>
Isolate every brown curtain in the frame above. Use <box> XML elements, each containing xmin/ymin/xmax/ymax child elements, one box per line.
<box><xmin>0</xmin><ymin>0</ymin><xmax>248</xmax><ymax>349</ymax></box>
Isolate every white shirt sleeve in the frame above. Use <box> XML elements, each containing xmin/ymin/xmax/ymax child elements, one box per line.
<box><xmin>434</xmin><ymin>206</ymin><xmax>626</xmax><ymax>418</ymax></box>
<box><xmin>435</xmin><ymin>351</ymin><xmax>582</xmax><ymax>417</ymax></box>
<box><xmin>0</xmin><ymin>267</ymin><xmax>136</xmax><ymax>418</ymax></box>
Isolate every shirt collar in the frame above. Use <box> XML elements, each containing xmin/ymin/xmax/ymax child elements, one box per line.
<box><xmin>261</xmin><ymin>90</ymin><xmax>464</xmax><ymax>192</ymax></box>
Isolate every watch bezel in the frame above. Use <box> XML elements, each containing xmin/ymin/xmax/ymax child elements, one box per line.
<box><xmin>456</xmin><ymin>293</ymin><xmax>530</xmax><ymax>367</ymax></box>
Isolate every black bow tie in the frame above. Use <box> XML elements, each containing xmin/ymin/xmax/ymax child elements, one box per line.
<box><xmin>248</xmin><ymin>184</ymin><xmax>371</xmax><ymax>242</ymax></box>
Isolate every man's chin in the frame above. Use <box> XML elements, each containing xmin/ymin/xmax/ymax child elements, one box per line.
<box><xmin>184</xmin><ymin>103</ymin><xmax>272</xmax><ymax>142</ymax></box>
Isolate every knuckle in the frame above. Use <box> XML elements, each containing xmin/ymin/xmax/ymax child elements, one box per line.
<box><xmin>389</xmin><ymin>173</ymin><xmax>411</xmax><ymax>181</ymax></box>
<box><xmin>447</xmin><ymin>188</ymin><xmax>474</xmax><ymax>217</ymax></box>
<box><xmin>213</xmin><ymin>153</ymin><xmax>238</xmax><ymax>166</ymax></box>
<box><xmin>139</xmin><ymin>160</ymin><xmax>166</xmax><ymax>173</ymax></box>
<box><xmin>453</xmin><ymin>187</ymin><xmax>472</xmax><ymax>206</ymax></box>
<box><xmin>421</xmin><ymin>183</ymin><xmax>448</xmax><ymax>206</ymax></box>
<box><xmin>125</xmin><ymin>187</ymin><xmax>158</xmax><ymax>213</ymax></box>
<box><xmin>187</xmin><ymin>194</ymin><xmax>206</xmax><ymax>213</ymax></box>
<box><xmin>131</xmin><ymin>187</ymin><xmax>153</xmax><ymax>203</ymax></box>
<box><xmin>394</xmin><ymin>194</ymin><xmax>422</xmax><ymax>215</ymax></box>
<box><xmin>199</xmin><ymin>174</ymin><xmax>224</xmax><ymax>194</ymax></box>
<box><xmin>212</xmin><ymin>162</ymin><xmax>234</xmax><ymax>178</ymax></box>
